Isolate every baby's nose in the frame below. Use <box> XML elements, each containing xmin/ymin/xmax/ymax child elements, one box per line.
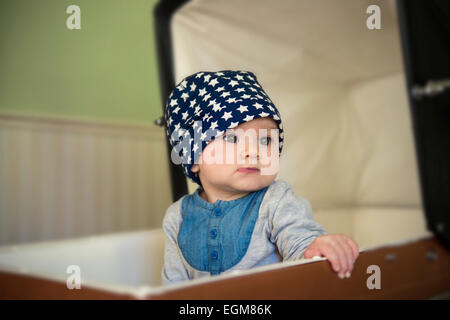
<box><xmin>241</xmin><ymin>137</ymin><xmax>259</xmax><ymax>160</ymax></box>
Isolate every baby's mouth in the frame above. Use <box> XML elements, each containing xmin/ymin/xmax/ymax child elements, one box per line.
<box><xmin>237</xmin><ymin>167</ymin><xmax>260</xmax><ymax>174</ymax></box>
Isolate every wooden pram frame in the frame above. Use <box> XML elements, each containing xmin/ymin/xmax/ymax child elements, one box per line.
<box><xmin>0</xmin><ymin>236</ymin><xmax>448</xmax><ymax>299</ymax></box>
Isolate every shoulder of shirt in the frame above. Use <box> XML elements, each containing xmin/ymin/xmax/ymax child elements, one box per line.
<box><xmin>258</xmin><ymin>179</ymin><xmax>294</xmax><ymax>210</ymax></box>
<box><xmin>263</xmin><ymin>179</ymin><xmax>312</xmax><ymax>211</ymax></box>
<box><xmin>266</xmin><ymin>179</ymin><xmax>294</xmax><ymax>196</ymax></box>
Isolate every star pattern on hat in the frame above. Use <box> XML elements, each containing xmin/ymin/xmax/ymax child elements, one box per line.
<box><xmin>165</xmin><ymin>70</ymin><xmax>284</xmax><ymax>184</ymax></box>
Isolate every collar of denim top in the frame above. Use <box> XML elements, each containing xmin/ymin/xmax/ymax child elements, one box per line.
<box><xmin>178</xmin><ymin>186</ymin><xmax>269</xmax><ymax>275</ymax></box>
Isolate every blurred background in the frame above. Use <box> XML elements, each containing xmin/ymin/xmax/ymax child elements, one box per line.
<box><xmin>0</xmin><ymin>0</ymin><xmax>172</xmax><ymax>245</ymax></box>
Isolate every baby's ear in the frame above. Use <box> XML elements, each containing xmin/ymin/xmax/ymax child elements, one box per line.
<box><xmin>191</xmin><ymin>164</ymin><xmax>199</xmax><ymax>173</ymax></box>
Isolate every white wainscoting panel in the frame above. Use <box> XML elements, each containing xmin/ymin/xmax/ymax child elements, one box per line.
<box><xmin>0</xmin><ymin>113</ymin><xmax>172</xmax><ymax>245</ymax></box>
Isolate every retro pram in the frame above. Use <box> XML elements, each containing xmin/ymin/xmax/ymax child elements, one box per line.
<box><xmin>1</xmin><ymin>0</ymin><xmax>449</xmax><ymax>299</ymax></box>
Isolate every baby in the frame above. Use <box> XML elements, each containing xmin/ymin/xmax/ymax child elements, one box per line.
<box><xmin>162</xmin><ymin>70</ymin><xmax>358</xmax><ymax>284</ymax></box>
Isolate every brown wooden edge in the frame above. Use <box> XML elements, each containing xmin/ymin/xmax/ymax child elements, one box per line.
<box><xmin>147</xmin><ymin>236</ymin><xmax>450</xmax><ymax>300</ymax></box>
<box><xmin>0</xmin><ymin>272</ymin><xmax>131</xmax><ymax>300</ymax></box>
<box><xmin>0</xmin><ymin>236</ymin><xmax>449</xmax><ymax>299</ymax></box>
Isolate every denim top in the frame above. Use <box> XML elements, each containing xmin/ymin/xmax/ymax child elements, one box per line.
<box><xmin>177</xmin><ymin>186</ymin><xmax>269</xmax><ymax>275</ymax></box>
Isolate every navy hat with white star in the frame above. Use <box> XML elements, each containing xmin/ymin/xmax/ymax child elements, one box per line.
<box><xmin>165</xmin><ymin>70</ymin><xmax>284</xmax><ymax>185</ymax></box>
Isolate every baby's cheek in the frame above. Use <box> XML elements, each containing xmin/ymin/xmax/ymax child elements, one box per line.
<box><xmin>201</xmin><ymin>141</ymin><xmax>225</xmax><ymax>165</ymax></box>
<box><xmin>207</xmin><ymin>164</ymin><xmax>236</xmax><ymax>183</ymax></box>
<box><xmin>259</xmin><ymin>148</ymin><xmax>275</xmax><ymax>165</ymax></box>
<box><xmin>223</xmin><ymin>143</ymin><xmax>239</xmax><ymax>165</ymax></box>
<box><xmin>260</xmin><ymin>154</ymin><xmax>279</xmax><ymax>176</ymax></box>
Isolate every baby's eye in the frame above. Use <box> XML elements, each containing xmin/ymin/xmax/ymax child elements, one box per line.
<box><xmin>223</xmin><ymin>134</ymin><xmax>238</xmax><ymax>143</ymax></box>
<box><xmin>260</xmin><ymin>136</ymin><xmax>271</xmax><ymax>145</ymax></box>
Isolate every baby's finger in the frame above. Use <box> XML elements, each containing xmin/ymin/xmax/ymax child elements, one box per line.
<box><xmin>346</xmin><ymin>237</ymin><xmax>360</xmax><ymax>261</ymax></box>
<box><xmin>331</xmin><ymin>241</ymin><xmax>350</xmax><ymax>277</ymax></box>
<box><xmin>336</xmin><ymin>239</ymin><xmax>355</xmax><ymax>275</ymax></box>
<box><xmin>313</xmin><ymin>243</ymin><xmax>339</xmax><ymax>272</ymax></box>
<box><xmin>321</xmin><ymin>243</ymin><xmax>346</xmax><ymax>276</ymax></box>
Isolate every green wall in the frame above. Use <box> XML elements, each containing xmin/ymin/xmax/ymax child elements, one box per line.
<box><xmin>0</xmin><ymin>0</ymin><xmax>163</xmax><ymax>125</ymax></box>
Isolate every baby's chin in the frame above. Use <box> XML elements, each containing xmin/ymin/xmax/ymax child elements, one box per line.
<box><xmin>229</xmin><ymin>174</ymin><xmax>276</xmax><ymax>192</ymax></box>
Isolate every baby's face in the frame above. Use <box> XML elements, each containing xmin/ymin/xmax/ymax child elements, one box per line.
<box><xmin>191</xmin><ymin>117</ymin><xmax>279</xmax><ymax>197</ymax></box>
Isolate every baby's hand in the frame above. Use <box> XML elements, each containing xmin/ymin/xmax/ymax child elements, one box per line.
<box><xmin>303</xmin><ymin>234</ymin><xmax>359</xmax><ymax>279</ymax></box>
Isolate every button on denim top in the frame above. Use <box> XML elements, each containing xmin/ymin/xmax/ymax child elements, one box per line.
<box><xmin>177</xmin><ymin>186</ymin><xmax>269</xmax><ymax>275</ymax></box>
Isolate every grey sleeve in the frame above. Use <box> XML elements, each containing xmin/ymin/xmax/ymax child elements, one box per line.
<box><xmin>161</xmin><ymin>199</ymin><xmax>190</xmax><ymax>285</ymax></box>
<box><xmin>269</xmin><ymin>184</ymin><xmax>327</xmax><ymax>261</ymax></box>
